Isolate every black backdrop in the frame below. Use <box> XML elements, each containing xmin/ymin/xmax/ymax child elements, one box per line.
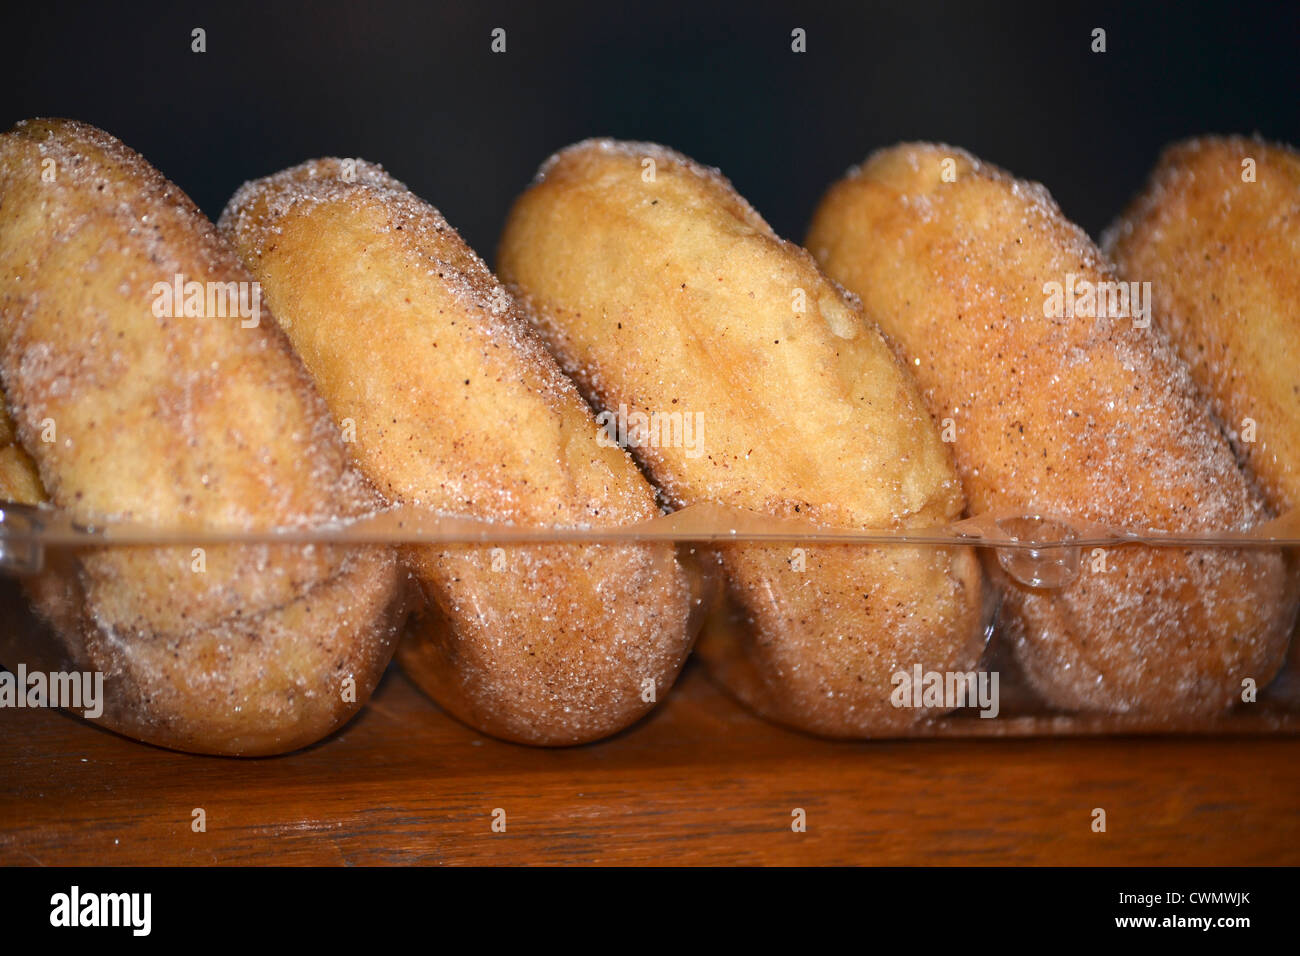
<box><xmin>5</xmin><ymin>0</ymin><xmax>1298</xmax><ymax>261</ymax></box>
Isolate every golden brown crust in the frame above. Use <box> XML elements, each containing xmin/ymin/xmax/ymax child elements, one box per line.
<box><xmin>0</xmin><ymin>401</ymin><xmax>42</xmax><ymax>504</ymax></box>
<box><xmin>0</xmin><ymin>119</ymin><xmax>407</xmax><ymax>755</ymax></box>
<box><xmin>807</xmin><ymin>142</ymin><xmax>1294</xmax><ymax>715</ymax></box>
<box><xmin>1104</xmin><ymin>135</ymin><xmax>1300</xmax><ymax>514</ymax></box>
<box><xmin>497</xmin><ymin>139</ymin><xmax>987</xmax><ymax>736</ymax></box>
<box><xmin>220</xmin><ymin>157</ymin><xmax>696</xmax><ymax>746</ymax></box>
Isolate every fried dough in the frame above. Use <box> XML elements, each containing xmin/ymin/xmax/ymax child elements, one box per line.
<box><xmin>0</xmin><ymin>119</ymin><xmax>407</xmax><ymax>755</ymax></box>
<box><xmin>496</xmin><ymin>139</ymin><xmax>987</xmax><ymax>736</ymax></box>
<box><xmin>220</xmin><ymin>158</ymin><xmax>696</xmax><ymax>746</ymax></box>
<box><xmin>807</xmin><ymin>142</ymin><xmax>1294</xmax><ymax>715</ymax></box>
<box><xmin>0</xmin><ymin>400</ymin><xmax>42</xmax><ymax>504</ymax></box>
<box><xmin>1104</xmin><ymin>135</ymin><xmax>1300</xmax><ymax>515</ymax></box>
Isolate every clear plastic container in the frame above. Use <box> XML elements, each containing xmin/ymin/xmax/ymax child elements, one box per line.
<box><xmin>2</xmin><ymin>498</ymin><xmax>1296</xmax><ymax>754</ymax></box>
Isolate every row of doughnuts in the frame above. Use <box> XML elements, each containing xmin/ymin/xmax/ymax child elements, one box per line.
<box><xmin>0</xmin><ymin>119</ymin><xmax>1295</xmax><ymax>753</ymax></box>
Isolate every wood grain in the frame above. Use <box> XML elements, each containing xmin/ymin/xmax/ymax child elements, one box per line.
<box><xmin>2</xmin><ymin>661</ymin><xmax>1298</xmax><ymax>866</ymax></box>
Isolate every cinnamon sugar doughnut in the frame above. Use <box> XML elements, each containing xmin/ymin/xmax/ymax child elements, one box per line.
<box><xmin>220</xmin><ymin>158</ymin><xmax>697</xmax><ymax>746</ymax></box>
<box><xmin>496</xmin><ymin>139</ymin><xmax>987</xmax><ymax>737</ymax></box>
<box><xmin>0</xmin><ymin>119</ymin><xmax>407</xmax><ymax>755</ymax></box>
<box><xmin>807</xmin><ymin>142</ymin><xmax>1295</xmax><ymax>715</ymax></box>
<box><xmin>0</xmin><ymin>400</ymin><xmax>41</xmax><ymax>504</ymax></box>
<box><xmin>1105</xmin><ymin>135</ymin><xmax>1300</xmax><ymax>516</ymax></box>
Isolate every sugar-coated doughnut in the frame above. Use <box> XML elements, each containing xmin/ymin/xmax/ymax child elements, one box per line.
<box><xmin>1105</xmin><ymin>135</ymin><xmax>1300</xmax><ymax>515</ymax></box>
<box><xmin>806</xmin><ymin>142</ymin><xmax>1295</xmax><ymax>715</ymax></box>
<box><xmin>0</xmin><ymin>400</ymin><xmax>41</xmax><ymax>505</ymax></box>
<box><xmin>0</xmin><ymin>119</ymin><xmax>407</xmax><ymax>755</ymax></box>
<box><xmin>220</xmin><ymin>158</ymin><xmax>697</xmax><ymax>746</ymax></box>
<box><xmin>497</xmin><ymin>139</ymin><xmax>987</xmax><ymax>736</ymax></box>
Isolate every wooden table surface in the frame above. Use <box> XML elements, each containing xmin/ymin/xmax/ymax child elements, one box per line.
<box><xmin>2</xmin><ymin>660</ymin><xmax>1298</xmax><ymax>866</ymax></box>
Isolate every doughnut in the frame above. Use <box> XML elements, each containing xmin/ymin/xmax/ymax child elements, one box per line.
<box><xmin>806</xmin><ymin>142</ymin><xmax>1295</xmax><ymax>715</ymax></box>
<box><xmin>219</xmin><ymin>158</ymin><xmax>698</xmax><ymax>746</ymax></box>
<box><xmin>0</xmin><ymin>400</ymin><xmax>41</xmax><ymax>504</ymax></box>
<box><xmin>1104</xmin><ymin>136</ymin><xmax>1300</xmax><ymax>515</ymax></box>
<box><xmin>0</xmin><ymin>119</ymin><xmax>408</xmax><ymax>755</ymax></box>
<box><xmin>496</xmin><ymin>139</ymin><xmax>987</xmax><ymax>737</ymax></box>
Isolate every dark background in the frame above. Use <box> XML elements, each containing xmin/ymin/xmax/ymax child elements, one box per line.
<box><xmin>4</xmin><ymin>0</ymin><xmax>1298</xmax><ymax>261</ymax></box>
